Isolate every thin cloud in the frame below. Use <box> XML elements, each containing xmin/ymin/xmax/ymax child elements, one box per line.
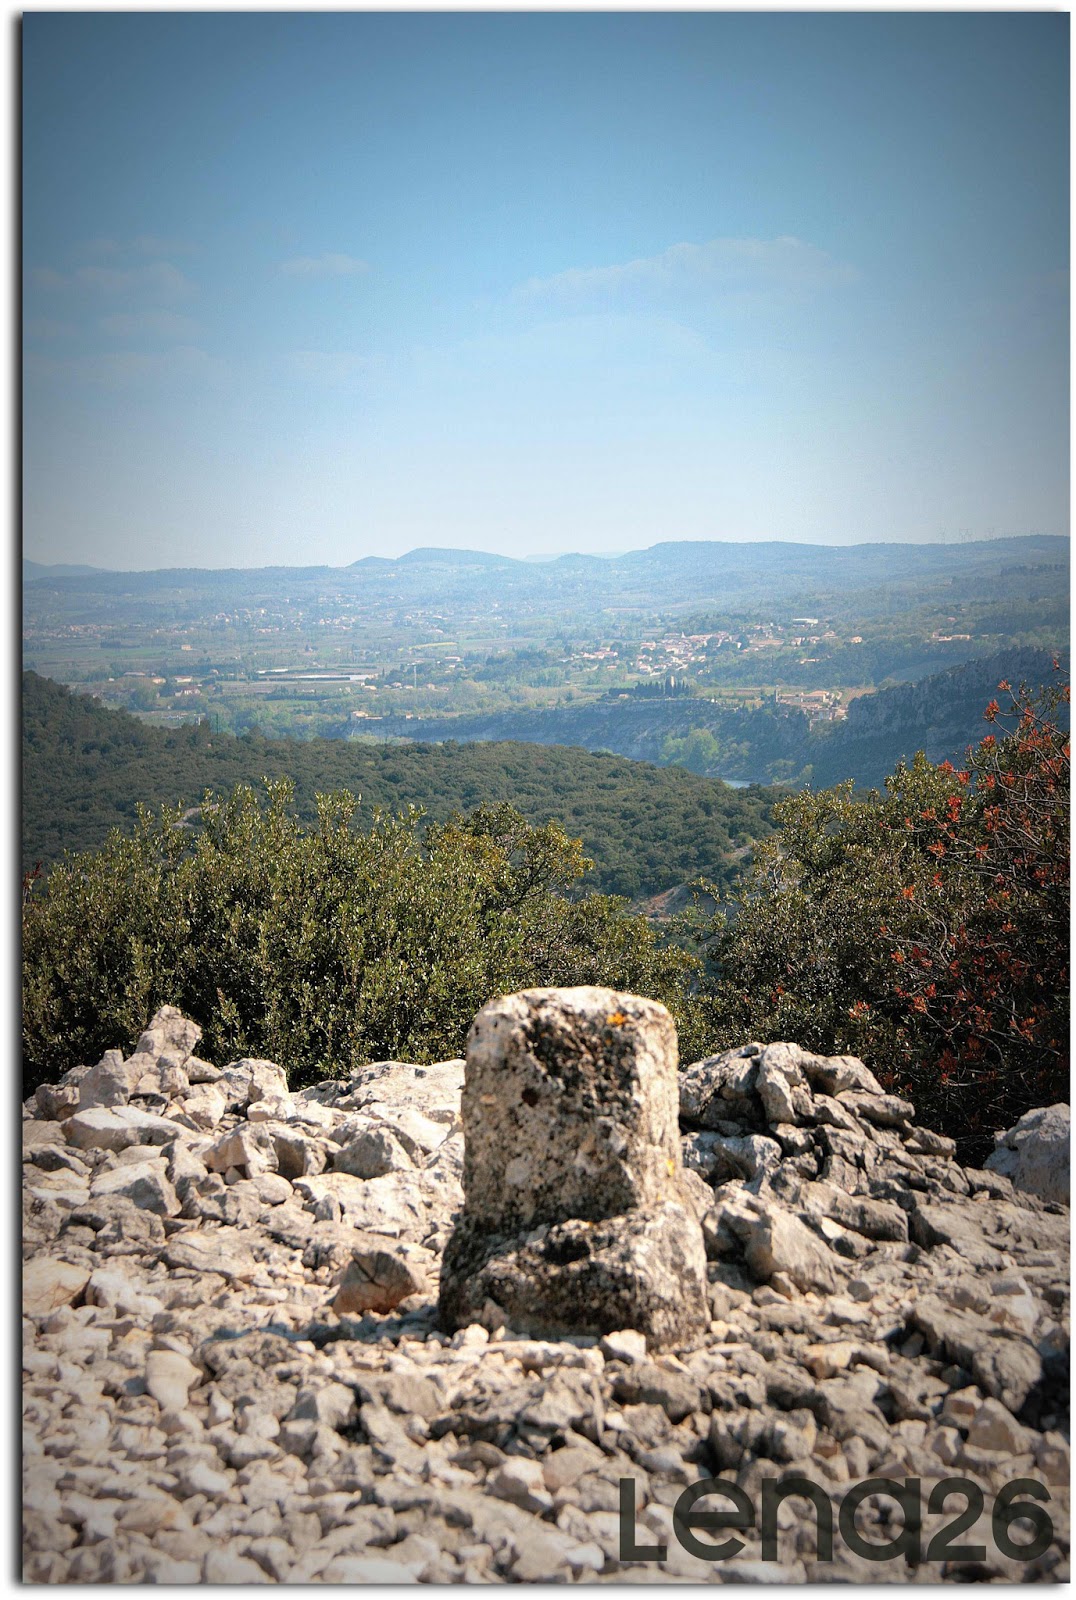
<box><xmin>100</xmin><ymin>310</ymin><xmax>201</xmax><ymax>340</ymax></box>
<box><xmin>280</xmin><ymin>253</ymin><xmax>369</xmax><ymax>279</ymax></box>
<box><xmin>31</xmin><ymin>261</ymin><xmax>195</xmax><ymax>301</ymax></box>
<box><xmin>513</xmin><ymin>236</ymin><xmax>858</xmax><ymax>310</ymax></box>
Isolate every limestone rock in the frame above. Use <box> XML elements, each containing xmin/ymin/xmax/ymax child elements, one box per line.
<box><xmin>23</xmin><ymin>1258</ymin><xmax>90</xmax><ymax>1317</ymax></box>
<box><xmin>332</xmin><ymin>1237</ymin><xmax>431</xmax><ymax>1315</ymax></box>
<box><xmin>76</xmin><ymin>1050</ymin><xmax>137</xmax><ymax>1111</ymax></box>
<box><xmin>138</xmin><ymin>1005</ymin><xmax>202</xmax><ymax>1059</ymax></box>
<box><xmin>333</xmin><ymin>1123</ymin><xmax>415</xmax><ymax>1179</ymax></box>
<box><xmin>64</xmin><ymin>1106</ymin><xmax>179</xmax><ymax>1152</ymax></box>
<box><xmin>439</xmin><ymin>987</ymin><xmax>708</xmax><ymax>1347</ymax></box>
<box><xmin>145</xmin><ymin>1349</ymin><xmax>202</xmax><ymax>1411</ymax></box>
<box><xmin>985</xmin><ymin>1104</ymin><xmax>1070</xmax><ymax>1205</ymax></box>
<box><xmin>220</xmin><ymin>1057</ymin><xmax>290</xmax><ymax>1111</ymax></box>
<box><xmin>441</xmin><ymin>1198</ymin><xmax>708</xmax><ymax>1346</ymax></box>
<box><xmin>89</xmin><ymin>1159</ymin><xmax>181</xmax><ymax>1216</ymax></box>
<box><xmin>205</xmin><ymin>1124</ymin><xmax>279</xmax><ymax>1179</ymax></box>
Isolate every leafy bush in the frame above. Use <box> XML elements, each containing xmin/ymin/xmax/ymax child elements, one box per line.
<box><xmin>22</xmin><ymin>784</ymin><xmax>700</xmax><ymax>1093</ymax></box>
<box><xmin>694</xmin><ymin>676</ymin><xmax>1069</xmax><ymax>1162</ymax></box>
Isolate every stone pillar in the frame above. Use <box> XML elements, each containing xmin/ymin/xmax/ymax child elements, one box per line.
<box><xmin>438</xmin><ymin>986</ymin><xmax>709</xmax><ymax>1349</ymax></box>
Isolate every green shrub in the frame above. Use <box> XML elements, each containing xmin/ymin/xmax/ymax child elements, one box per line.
<box><xmin>22</xmin><ymin>783</ymin><xmax>700</xmax><ymax>1091</ymax></box>
<box><xmin>693</xmin><ymin>677</ymin><xmax>1069</xmax><ymax>1162</ymax></box>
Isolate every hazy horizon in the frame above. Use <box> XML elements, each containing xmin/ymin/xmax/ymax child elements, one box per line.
<box><xmin>22</xmin><ymin>529</ymin><xmax>1070</xmax><ymax>579</ymax></box>
<box><xmin>24</xmin><ymin>13</ymin><xmax>1069</xmax><ymax>570</ymax></box>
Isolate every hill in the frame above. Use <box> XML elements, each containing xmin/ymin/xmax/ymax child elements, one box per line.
<box><xmin>23</xmin><ymin>559</ymin><xmax>108</xmax><ymax>581</ymax></box>
<box><xmin>22</xmin><ymin>673</ymin><xmax>775</xmax><ymax>902</ymax></box>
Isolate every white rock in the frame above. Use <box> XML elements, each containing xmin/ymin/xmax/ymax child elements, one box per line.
<box><xmin>247</xmin><ymin>1095</ymin><xmax>294</xmax><ymax>1123</ymax></box>
<box><xmin>489</xmin><ymin>1456</ymin><xmax>553</xmax><ymax>1513</ymax></box>
<box><xmin>182</xmin><ymin>1086</ymin><xmax>228</xmax><ymax>1129</ymax></box>
<box><xmin>203</xmin><ymin>1548</ymin><xmax>272</xmax><ymax>1583</ymax></box>
<box><xmin>985</xmin><ymin>1104</ymin><xmax>1070</xmax><ymax>1204</ymax></box>
<box><xmin>319</xmin><ymin>1557</ymin><xmax>417</xmax><ymax>1583</ymax></box>
<box><xmin>64</xmin><ymin>1105</ymin><xmax>179</xmax><ymax>1152</ymax></box>
<box><xmin>205</xmin><ymin>1125</ymin><xmax>279</xmax><ymax>1178</ymax></box>
<box><xmin>966</xmin><ymin>1397</ymin><xmax>1035</xmax><ymax>1455</ymax></box>
<box><xmin>293</xmin><ymin>1170</ymin><xmax>427</xmax><ymax>1235</ymax></box>
<box><xmin>90</xmin><ymin>1160</ymin><xmax>181</xmax><ymax>1216</ymax></box>
<box><xmin>23</xmin><ymin>1258</ymin><xmax>90</xmax><ymax>1318</ymax></box>
<box><xmin>145</xmin><ymin>1349</ymin><xmax>201</xmax><ymax>1411</ymax></box>
<box><xmin>76</xmin><ymin>1051</ymin><xmax>137</xmax><ymax>1111</ymax></box>
<box><xmin>600</xmin><ymin>1328</ymin><xmax>648</xmax><ymax>1365</ymax></box>
<box><xmin>220</xmin><ymin>1058</ymin><xmax>290</xmax><ymax>1110</ymax></box>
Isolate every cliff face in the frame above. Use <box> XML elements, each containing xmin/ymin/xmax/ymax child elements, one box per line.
<box><xmin>23</xmin><ymin>996</ymin><xmax>1070</xmax><ymax>1584</ymax></box>
<box><xmin>807</xmin><ymin>648</ymin><xmax>1066</xmax><ymax>790</ymax></box>
<box><xmin>377</xmin><ymin>700</ymin><xmax>807</xmax><ymax>781</ymax></box>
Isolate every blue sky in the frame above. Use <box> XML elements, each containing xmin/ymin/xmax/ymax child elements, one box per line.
<box><xmin>23</xmin><ymin>11</ymin><xmax>1069</xmax><ymax>568</ymax></box>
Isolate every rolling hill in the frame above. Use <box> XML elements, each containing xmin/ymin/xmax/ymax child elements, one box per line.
<box><xmin>22</xmin><ymin>673</ymin><xmax>775</xmax><ymax>903</ymax></box>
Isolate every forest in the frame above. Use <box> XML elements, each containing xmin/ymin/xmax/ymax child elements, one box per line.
<box><xmin>22</xmin><ymin>672</ymin><xmax>774</xmax><ymax>904</ymax></box>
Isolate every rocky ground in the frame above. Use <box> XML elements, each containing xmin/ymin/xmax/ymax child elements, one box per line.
<box><xmin>23</xmin><ymin>1005</ymin><xmax>1070</xmax><ymax>1583</ymax></box>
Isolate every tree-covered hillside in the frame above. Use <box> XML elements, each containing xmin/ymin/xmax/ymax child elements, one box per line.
<box><xmin>22</xmin><ymin>672</ymin><xmax>774</xmax><ymax>902</ymax></box>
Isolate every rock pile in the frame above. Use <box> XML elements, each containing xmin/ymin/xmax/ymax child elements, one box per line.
<box><xmin>23</xmin><ymin>999</ymin><xmax>1070</xmax><ymax>1582</ymax></box>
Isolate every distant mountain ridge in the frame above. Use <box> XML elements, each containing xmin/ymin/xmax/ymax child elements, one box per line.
<box><xmin>23</xmin><ymin>559</ymin><xmax>109</xmax><ymax>580</ymax></box>
<box><xmin>24</xmin><ymin>533</ymin><xmax>1068</xmax><ymax>592</ymax></box>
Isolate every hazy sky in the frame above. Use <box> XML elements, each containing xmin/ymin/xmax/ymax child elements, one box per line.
<box><xmin>23</xmin><ymin>11</ymin><xmax>1069</xmax><ymax>569</ymax></box>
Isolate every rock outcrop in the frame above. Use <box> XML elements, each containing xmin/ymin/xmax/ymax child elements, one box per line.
<box><xmin>22</xmin><ymin>1001</ymin><xmax>1070</xmax><ymax>1583</ymax></box>
<box><xmin>438</xmin><ymin>987</ymin><xmax>709</xmax><ymax>1347</ymax></box>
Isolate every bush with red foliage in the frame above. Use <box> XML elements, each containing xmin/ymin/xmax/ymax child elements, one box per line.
<box><xmin>698</xmin><ymin>670</ymin><xmax>1069</xmax><ymax>1162</ymax></box>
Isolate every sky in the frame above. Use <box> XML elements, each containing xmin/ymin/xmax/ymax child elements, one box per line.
<box><xmin>22</xmin><ymin>11</ymin><xmax>1070</xmax><ymax>569</ymax></box>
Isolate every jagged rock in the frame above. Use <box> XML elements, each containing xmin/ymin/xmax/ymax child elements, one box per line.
<box><xmin>743</xmin><ymin>1201</ymin><xmax>843</xmax><ymax>1293</ymax></box>
<box><xmin>912</xmin><ymin>1295</ymin><xmax>1043</xmax><ymax>1412</ymax></box>
<box><xmin>182</xmin><ymin>1083</ymin><xmax>228</xmax><ymax>1129</ymax></box>
<box><xmin>986</xmin><ymin>1104</ymin><xmax>1070</xmax><ymax>1205</ymax></box>
<box><xmin>679</xmin><ymin>1044</ymin><xmax>764</xmax><ymax>1129</ymax></box>
<box><xmin>331</xmin><ymin>1238</ymin><xmax>431</xmax><ymax>1314</ymax></box>
<box><xmin>89</xmin><ymin>1158</ymin><xmax>181</xmax><ymax>1216</ymax></box>
<box><xmin>145</xmin><ymin>1349</ymin><xmax>202</xmax><ymax>1410</ymax></box>
<box><xmin>64</xmin><ymin>1105</ymin><xmax>180</xmax><ymax>1152</ymax></box>
<box><xmin>185</xmin><ymin>1055</ymin><xmax>222</xmax><ymax>1085</ymax></box>
<box><xmin>33</xmin><ymin>1080</ymin><xmax>82</xmax><ymax>1121</ymax></box>
<box><xmin>137</xmin><ymin>1005</ymin><xmax>202</xmax><ymax>1060</ymax></box>
<box><xmin>76</xmin><ymin>1049</ymin><xmax>137</xmax><ymax>1111</ymax></box>
<box><xmin>293</xmin><ymin>1170</ymin><xmax>429</xmax><ymax>1234</ymax></box>
<box><xmin>204</xmin><ymin>1124</ymin><xmax>279</xmax><ymax>1179</ymax></box>
<box><xmin>439</xmin><ymin>986</ymin><xmax>708</xmax><ymax>1346</ymax></box>
<box><xmin>333</xmin><ymin>1123</ymin><xmax>415</xmax><ymax>1179</ymax></box>
<box><xmin>269</xmin><ymin>1124</ymin><xmax>328</xmax><ymax>1180</ymax></box>
<box><xmin>599</xmin><ymin>1328</ymin><xmax>648</xmax><ymax>1365</ymax></box>
<box><xmin>345</xmin><ymin>1058</ymin><xmax>465</xmax><ymax>1122</ymax></box>
<box><xmin>23</xmin><ymin>1257</ymin><xmax>90</xmax><ymax>1317</ymax></box>
<box><xmin>220</xmin><ymin>1057</ymin><xmax>290</xmax><ymax>1111</ymax></box>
